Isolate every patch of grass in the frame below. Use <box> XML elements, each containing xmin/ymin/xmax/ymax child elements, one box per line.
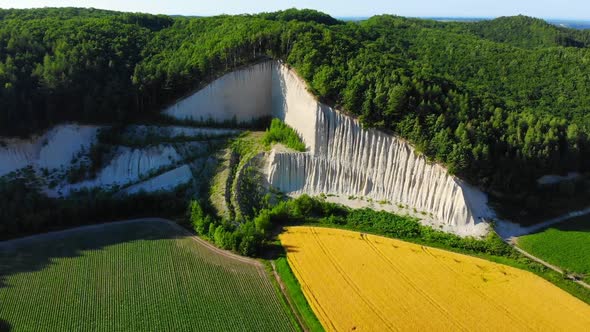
<box><xmin>275</xmin><ymin>257</ymin><xmax>325</xmax><ymax>332</ymax></box>
<box><xmin>518</xmin><ymin>216</ymin><xmax>590</xmax><ymax>282</ymax></box>
<box><xmin>262</xmin><ymin>119</ymin><xmax>306</xmax><ymax>152</ymax></box>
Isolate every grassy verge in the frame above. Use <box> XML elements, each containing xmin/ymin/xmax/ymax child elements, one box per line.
<box><xmin>518</xmin><ymin>215</ymin><xmax>590</xmax><ymax>283</ymax></box>
<box><xmin>274</xmin><ymin>257</ymin><xmax>325</xmax><ymax>332</ymax></box>
<box><xmin>263</xmin><ymin>261</ymin><xmax>305</xmax><ymax>332</ymax></box>
<box><xmin>263</xmin><ymin>119</ymin><xmax>306</xmax><ymax>152</ymax></box>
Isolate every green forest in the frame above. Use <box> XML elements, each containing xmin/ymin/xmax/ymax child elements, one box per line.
<box><xmin>1</xmin><ymin>7</ymin><xmax>590</xmax><ymax>194</ymax></box>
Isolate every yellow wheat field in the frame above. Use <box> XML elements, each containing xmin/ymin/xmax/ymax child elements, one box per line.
<box><xmin>280</xmin><ymin>226</ymin><xmax>590</xmax><ymax>332</ymax></box>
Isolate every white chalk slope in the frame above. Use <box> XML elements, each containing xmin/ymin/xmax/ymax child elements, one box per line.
<box><xmin>1</xmin><ymin>126</ymin><xmax>198</xmax><ymax>197</ymax></box>
<box><xmin>123</xmin><ymin>165</ymin><xmax>193</xmax><ymax>195</ymax></box>
<box><xmin>164</xmin><ymin>62</ymin><xmax>273</xmax><ymax>123</ymax></box>
<box><xmin>0</xmin><ymin>124</ymin><xmax>100</xmax><ymax>177</ymax></box>
<box><xmin>167</xmin><ymin>61</ymin><xmax>492</xmax><ymax>236</ymax></box>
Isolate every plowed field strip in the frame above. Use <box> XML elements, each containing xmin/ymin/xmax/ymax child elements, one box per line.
<box><xmin>0</xmin><ymin>220</ymin><xmax>297</xmax><ymax>332</ymax></box>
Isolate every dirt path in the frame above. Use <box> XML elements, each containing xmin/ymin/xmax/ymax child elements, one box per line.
<box><xmin>507</xmin><ymin>238</ymin><xmax>590</xmax><ymax>290</ymax></box>
<box><xmin>271</xmin><ymin>261</ymin><xmax>309</xmax><ymax>332</ymax></box>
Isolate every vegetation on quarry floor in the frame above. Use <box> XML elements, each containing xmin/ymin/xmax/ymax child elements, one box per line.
<box><xmin>518</xmin><ymin>216</ymin><xmax>590</xmax><ymax>282</ymax></box>
<box><xmin>280</xmin><ymin>227</ymin><xmax>590</xmax><ymax>331</ymax></box>
<box><xmin>263</xmin><ymin>119</ymin><xmax>306</xmax><ymax>152</ymax></box>
<box><xmin>0</xmin><ymin>220</ymin><xmax>298</xmax><ymax>332</ymax></box>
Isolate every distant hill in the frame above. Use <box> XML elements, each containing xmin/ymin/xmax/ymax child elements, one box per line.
<box><xmin>467</xmin><ymin>15</ymin><xmax>590</xmax><ymax>48</ymax></box>
<box><xmin>341</xmin><ymin>16</ymin><xmax>590</xmax><ymax>30</ymax></box>
<box><xmin>546</xmin><ymin>19</ymin><xmax>590</xmax><ymax>30</ymax></box>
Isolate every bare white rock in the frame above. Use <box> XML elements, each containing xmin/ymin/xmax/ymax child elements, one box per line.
<box><xmin>0</xmin><ymin>124</ymin><xmax>99</xmax><ymax>176</ymax></box>
<box><xmin>48</xmin><ymin>145</ymin><xmax>184</xmax><ymax>197</ymax></box>
<box><xmin>123</xmin><ymin>165</ymin><xmax>192</xmax><ymax>195</ymax></box>
<box><xmin>164</xmin><ymin>62</ymin><xmax>273</xmax><ymax>123</ymax></box>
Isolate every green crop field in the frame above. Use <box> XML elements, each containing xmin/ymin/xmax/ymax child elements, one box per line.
<box><xmin>518</xmin><ymin>216</ymin><xmax>590</xmax><ymax>282</ymax></box>
<box><xmin>0</xmin><ymin>220</ymin><xmax>297</xmax><ymax>332</ymax></box>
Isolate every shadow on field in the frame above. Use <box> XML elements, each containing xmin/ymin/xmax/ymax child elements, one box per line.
<box><xmin>551</xmin><ymin>218</ymin><xmax>590</xmax><ymax>232</ymax></box>
<box><xmin>0</xmin><ymin>219</ymin><xmax>187</xmax><ymax>290</ymax></box>
<box><xmin>0</xmin><ymin>319</ymin><xmax>11</xmax><ymax>332</ymax></box>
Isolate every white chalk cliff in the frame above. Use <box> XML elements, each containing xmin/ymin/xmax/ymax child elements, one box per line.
<box><xmin>0</xmin><ymin>61</ymin><xmax>492</xmax><ymax>236</ymax></box>
<box><xmin>168</xmin><ymin>60</ymin><xmax>491</xmax><ymax>236</ymax></box>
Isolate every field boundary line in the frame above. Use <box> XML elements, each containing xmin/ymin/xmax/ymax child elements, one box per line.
<box><xmin>287</xmin><ymin>255</ymin><xmax>337</xmax><ymax>332</ymax></box>
<box><xmin>270</xmin><ymin>261</ymin><xmax>309</xmax><ymax>332</ymax></box>
<box><xmin>509</xmin><ymin>239</ymin><xmax>590</xmax><ymax>290</ymax></box>
<box><xmin>162</xmin><ymin>219</ymin><xmax>264</xmax><ymax>267</ymax></box>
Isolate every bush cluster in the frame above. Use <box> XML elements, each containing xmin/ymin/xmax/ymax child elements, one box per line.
<box><xmin>191</xmin><ymin>193</ymin><xmax>514</xmax><ymax>259</ymax></box>
<box><xmin>262</xmin><ymin>119</ymin><xmax>306</xmax><ymax>152</ymax></box>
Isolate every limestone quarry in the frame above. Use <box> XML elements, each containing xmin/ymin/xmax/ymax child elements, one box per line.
<box><xmin>0</xmin><ymin>60</ymin><xmax>494</xmax><ymax>236</ymax></box>
<box><xmin>164</xmin><ymin>61</ymin><xmax>493</xmax><ymax>236</ymax></box>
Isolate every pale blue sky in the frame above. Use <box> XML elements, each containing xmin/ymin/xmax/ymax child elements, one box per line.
<box><xmin>0</xmin><ymin>0</ymin><xmax>587</xmax><ymax>20</ymax></box>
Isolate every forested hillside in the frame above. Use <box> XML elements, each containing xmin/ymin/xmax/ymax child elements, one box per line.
<box><xmin>1</xmin><ymin>8</ymin><xmax>589</xmax><ymax>194</ymax></box>
<box><xmin>467</xmin><ymin>15</ymin><xmax>590</xmax><ymax>48</ymax></box>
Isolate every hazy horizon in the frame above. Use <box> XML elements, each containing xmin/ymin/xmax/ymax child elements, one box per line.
<box><xmin>0</xmin><ymin>1</ymin><xmax>589</xmax><ymax>21</ymax></box>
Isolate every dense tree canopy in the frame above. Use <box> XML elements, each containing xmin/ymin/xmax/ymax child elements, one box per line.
<box><xmin>1</xmin><ymin>8</ymin><xmax>589</xmax><ymax>194</ymax></box>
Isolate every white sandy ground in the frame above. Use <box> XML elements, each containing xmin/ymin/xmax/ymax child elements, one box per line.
<box><xmin>0</xmin><ymin>123</ymin><xmax>235</xmax><ymax>197</ymax></box>
<box><xmin>45</xmin><ymin>145</ymin><xmax>183</xmax><ymax>197</ymax></box>
<box><xmin>537</xmin><ymin>172</ymin><xmax>581</xmax><ymax>186</ymax></box>
<box><xmin>314</xmin><ymin>194</ymin><xmax>488</xmax><ymax>236</ymax></box>
<box><xmin>0</xmin><ymin>124</ymin><xmax>100</xmax><ymax>177</ymax></box>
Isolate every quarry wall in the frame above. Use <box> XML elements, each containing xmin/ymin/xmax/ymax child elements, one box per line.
<box><xmin>265</xmin><ymin>61</ymin><xmax>489</xmax><ymax>235</ymax></box>
<box><xmin>0</xmin><ymin>61</ymin><xmax>492</xmax><ymax>235</ymax></box>
<box><xmin>164</xmin><ymin>62</ymin><xmax>273</xmax><ymax>123</ymax></box>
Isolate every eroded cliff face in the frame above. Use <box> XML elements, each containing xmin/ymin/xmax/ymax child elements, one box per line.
<box><xmin>163</xmin><ymin>60</ymin><xmax>491</xmax><ymax>235</ymax></box>
<box><xmin>266</xmin><ymin>62</ymin><xmax>490</xmax><ymax>236</ymax></box>
<box><xmin>266</xmin><ymin>114</ymin><xmax>490</xmax><ymax>235</ymax></box>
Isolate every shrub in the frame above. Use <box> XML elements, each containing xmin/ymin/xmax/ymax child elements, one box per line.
<box><xmin>262</xmin><ymin>119</ymin><xmax>306</xmax><ymax>151</ymax></box>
